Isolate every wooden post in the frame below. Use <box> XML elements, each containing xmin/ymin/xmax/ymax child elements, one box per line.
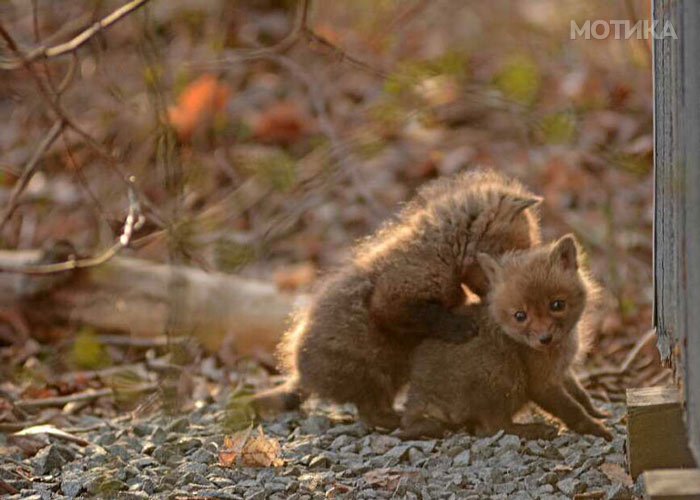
<box><xmin>626</xmin><ymin>387</ymin><xmax>696</xmax><ymax>479</ymax></box>
<box><xmin>641</xmin><ymin>469</ymin><xmax>700</xmax><ymax>499</ymax></box>
<box><xmin>653</xmin><ymin>0</ymin><xmax>700</xmax><ymax>463</ymax></box>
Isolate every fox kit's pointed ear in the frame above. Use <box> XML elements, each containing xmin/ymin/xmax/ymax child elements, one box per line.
<box><xmin>550</xmin><ymin>234</ymin><xmax>578</xmax><ymax>271</ymax></box>
<box><xmin>502</xmin><ymin>194</ymin><xmax>543</xmax><ymax>219</ymax></box>
<box><xmin>476</xmin><ymin>252</ymin><xmax>502</xmax><ymax>285</ymax></box>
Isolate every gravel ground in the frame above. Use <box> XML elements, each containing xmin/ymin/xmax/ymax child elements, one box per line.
<box><xmin>0</xmin><ymin>399</ymin><xmax>636</xmax><ymax>499</ymax></box>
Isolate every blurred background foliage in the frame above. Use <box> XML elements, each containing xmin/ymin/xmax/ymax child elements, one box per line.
<box><xmin>0</xmin><ymin>0</ymin><xmax>654</xmax><ymax>407</ymax></box>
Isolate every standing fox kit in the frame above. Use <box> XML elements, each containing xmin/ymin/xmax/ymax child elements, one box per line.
<box><xmin>253</xmin><ymin>170</ymin><xmax>542</xmax><ymax>428</ymax></box>
<box><xmin>402</xmin><ymin>235</ymin><xmax>612</xmax><ymax>440</ymax></box>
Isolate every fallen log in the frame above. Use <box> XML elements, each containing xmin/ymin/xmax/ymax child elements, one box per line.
<box><xmin>0</xmin><ymin>250</ymin><xmax>308</xmax><ymax>355</ymax></box>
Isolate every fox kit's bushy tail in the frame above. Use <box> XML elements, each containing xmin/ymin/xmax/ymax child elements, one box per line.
<box><xmin>251</xmin><ymin>378</ymin><xmax>305</xmax><ymax>416</ymax></box>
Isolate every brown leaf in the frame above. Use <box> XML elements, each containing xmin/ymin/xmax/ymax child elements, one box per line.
<box><xmin>240</xmin><ymin>426</ymin><xmax>283</xmax><ymax>467</ymax></box>
<box><xmin>218</xmin><ymin>426</ymin><xmax>252</xmax><ymax>467</ymax></box>
<box><xmin>218</xmin><ymin>426</ymin><xmax>283</xmax><ymax>468</ymax></box>
<box><xmin>600</xmin><ymin>462</ymin><xmax>633</xmax><ymax>487</ymax></box>
<box><xmin>252</xmin><ymin>101</ymin><xmax>313</xmax><ymax>146</ymax></box>
<box><xmin>363</xmin><ymin>468</ymin><xmax>421</xmax><ymax>491</ymax></box>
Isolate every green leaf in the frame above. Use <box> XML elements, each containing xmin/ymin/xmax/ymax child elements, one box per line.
<box><xmin>495</xmin><ymin>55</ymin><xmax>541</xmax><ymax>105</ymax></box>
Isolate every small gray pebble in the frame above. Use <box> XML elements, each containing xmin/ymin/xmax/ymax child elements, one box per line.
<box><xmin>607</xmin><ymin>483</ymin><xmax>633</xmax><ymax>500</ymax></box>
<box><xmin>166</xmin><ymin>417</ymin><xmax>190</xmax><ymax>434</ymax></box>
<box><xmin>498</xmin><ymin>434</ymin><xmax>521</xmax><ymax>451</ymax></box>
<box><xmin>557</xmin><ymin>477</ymin><xmax>586</xmax><ymax>496</ymax></box>
<box><xmin>452</xmin><ymin>449</ymin><xmax>471</xmax><ymax>467</ymax></box>
<box><xmin>33</xmin><ymin>445</ymin><xmax>67</xmax><ymax>476</ymax></box>
<box><xmin>538</xmin><ymin>472</ymin><xmax>558</xmax><ymax>485</ymax></box>
<box><xmin>299</xmin><ymin>416</ymin><xmax>331</xmax><ymax>435</ymax></box>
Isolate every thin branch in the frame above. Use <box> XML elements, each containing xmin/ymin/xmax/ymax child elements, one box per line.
<box><xmin>241</xmin><ymin>0</ymin><xmax>311</xmax><ymax>58</ymax></box>
<box><xmin>14</xmin><ymin>388</ymin><xmax>113</xmax><ymax>410</ymax></box>
<box><xmin>580</xmin><ymin>328</ymin><xmax>657</xmax><ymax>382</ymax></box>
<box><xmin>0</xmin><ymin>120</ymin><xmax>64</xmax><ymax>233</ymax></box>
<box><xmin>0</xmin><ymin>178</ymin><xmax>145</xmax><ymax>274</ymax></box>
<box><xmin>303</xmin><ymin>29</ymin><xmax>389</xmax><ymax>79</ymax></box>
<box><xmin>0</xmin><ymin>479</ymin><xmax>18</xmax><ymax>496</ymax></box>
<box><xmin>14</xmin><ymin>383</ymin><xmax>157</xmax><ymax>410</ymax></box>
<box><xmin>0</xmin><ymin>0</ymin><xmax>153</xmax><ymax>70</ymax></box>
<box><xmin>1</xmin><ymin>17</ymin><xmax>168</xmax><ymax>232</ymax></box>
<box><xmin>0</xmin><ymin>21</ymin><xmax>124</xmax><ymax>171</ymax></box>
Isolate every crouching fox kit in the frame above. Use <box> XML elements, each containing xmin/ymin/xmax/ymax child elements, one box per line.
<box><xmin>402</xmin><ymin>235</ymin><xmax>612</xmax><ymax>441</ymax></box>
<box><xmin>253</xmin><ymin>170</ymin><xmax>542</xmax><ymax>428</ymax></box>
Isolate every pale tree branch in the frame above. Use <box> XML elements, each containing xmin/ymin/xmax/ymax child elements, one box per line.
<box><xmin>0</xmin><ymin>0</ymin><xmax>153</xmax><ymax>70</ymax></box>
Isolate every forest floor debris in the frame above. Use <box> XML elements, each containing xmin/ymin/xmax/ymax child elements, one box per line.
<box><xmin>0</xmin><ymin>394</ymin><xmax>635</xmax><ymax>499</ymax></box>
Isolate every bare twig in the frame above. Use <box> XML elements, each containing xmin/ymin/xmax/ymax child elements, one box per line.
<box><xmin>581</xmin><ymin>328</ymin><xmax>657</xmax><ymax>382</ymax></box>
<box><xmin>0</xmin><ymin>16</ymin><xmax>160</xmax><ymax>221</ymax></box>
<box><xmin>0</xmin><ymin>0</ymin><xmax>153</xmax><ymax>70</ymax></box>
<box><xmin>0</xmin><ymin>22</ymin><xmax>115</xmax><ymax>161</ymax></box>
<box><xmin>95</xmin><ymin>334</ymin><xmax>187</xmax><ymax>348</ymax></box>
<box><xmin>239</xmin><ymin>0</ymin><xmax>311</xmax><ymax>58</ymax></box>
<box><xmin>303</xmin><ymin>29</ymin><xmax>389</xmax><ymax>78</ymax></box>
<box><xmin>14</xmin><ymin>388</ymin><xmax>114</xmax><ymax>410</ymax></box>
<box><xmin>0</xmin><ymin>178</ymin><xmax>145</xmax><ymax>274</ymax></box>
<box><xmin>0</xmin><ymin>479</ymin><xmax>19</xmax><ymax>495</ymax></box>
<box><xmin>57</xmin><ymin>362</ymin><xmax>147</xmax><ymax>384</ymax></box>
<box><xmin>647</xmin><ymin>369</ymin><xmax>673</xmax><ymax>386</ymax></box>
<box><xmin>14</xmin><ymin>424</ymin><xmax>91</xmax><ymax>446</ymax></box>
<box><xmin>0</xmin><ymin>121</ymin><xmax>64</xmax><ymax>232</ymax></box>
<box><xmin>14</xmin><ymin>383</ymin><xmax>157</xmax><ymax>411</ymax></box>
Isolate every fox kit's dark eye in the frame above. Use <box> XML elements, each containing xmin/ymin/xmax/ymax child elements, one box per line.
<box><xmin>550</xmin><ymin>300</ymin><xmax>566</xmax><ymax>312</ymax></box>
<box><xmin>514</xmin><ymin>311</ymin><xmax>527</xmax><ymax>322</ymax></box>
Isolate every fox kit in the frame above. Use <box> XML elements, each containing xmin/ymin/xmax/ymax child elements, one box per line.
<box><xmin>402</xmin><ymin>235</ymin><xmax>612</xmax><ymax>440</ymax></box>
<box><xmin>253</xmin><ymin>170</ymin><xmax>542</xmax><ymax>428</ymax></box>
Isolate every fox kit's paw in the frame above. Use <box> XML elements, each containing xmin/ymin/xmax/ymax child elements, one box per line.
<box><xmin>398</xmin><ymin>417</ymin><xmax>451</xmax><ymax>439</ymax></box>
<box><xmin>576</xmin><ymin>420</ymin><xmax>613</xmax><ymax>441</ymax></box>
<box><xmin>359</xmin><ymin>408</ymin><xmax>401</xmax><ymax>431</ymax></box>
<box><xmin>587</xmin><ymin>405</ymin><xmax>611</xmax><ymax>419</ymax></box>
<box><xmin>509</xmin><ymin>423</ymin><xmax>559</xmax><ymax>441</ymax></box>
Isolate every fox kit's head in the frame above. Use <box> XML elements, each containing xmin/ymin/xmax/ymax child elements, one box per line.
<box><xmin>477</xmin><ymin>235</ymin><xmax>587</xmax><ymax>351</ymax></box>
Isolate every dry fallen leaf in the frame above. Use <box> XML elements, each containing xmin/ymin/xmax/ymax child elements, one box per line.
<box><xmin>241</xmin><ymin>426</ymin><xmax>283</xmax><ymax>467</ymax></box>
<box><xmin>218</xmin><ymin>425</ymin><xmax>283</xmax><ymax>468</ymax></box>
<box><xmin>600</xmin><ymin>462</ymin><xmax>633</xmax><ymax>487</ymax></box>
<box><xmin>363</xmin><ymin>468</ymin><xmax>421</xmax><ymax>491</ymax></box>
<box><xmin>168</xmin><ymin>74</ymin><xmax>231</xmax><ymax>141</ymax></box>
<box><xmin>252</xmin><ymin>101</ymin><xmax>313</xmax><ymax>145</ymax></box>
<box><xmin>218</xmin><ymin>426</ymin><xmax>252</xmax><ymax>467</ymax></box>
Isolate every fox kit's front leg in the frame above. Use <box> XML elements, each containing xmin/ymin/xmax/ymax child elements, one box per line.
<box><xmin>563</xmin><ymin>371</ymin><xmax>610</xmax><ymax>419</ymax></box>
<box><xmin>530</xmin><ymin>384</ymin><xmax>612</xmax><ymax>440</ymax></box>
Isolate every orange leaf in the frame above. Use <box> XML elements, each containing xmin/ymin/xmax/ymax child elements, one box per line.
<box><xmin>168</xmin><ymin>74</ymin><xmax>231</xmax><ymax>141</ymax></box>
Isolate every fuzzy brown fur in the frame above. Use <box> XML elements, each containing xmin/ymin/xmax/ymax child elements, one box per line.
<box><xmin>401</xmin><ymin>235</ymin><xmax>612</xmax><ymax>440</ymax></box>
<box><xmin>253</xmin><ymin>170</ymin><xmax>542</xmax><ymax>427</ymax></box>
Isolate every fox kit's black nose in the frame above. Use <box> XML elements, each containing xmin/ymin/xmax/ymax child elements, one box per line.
<box><xmin>539</xmin><ymin>334</ymin><xmax>553</xmax><ymax>345</ymax></box>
